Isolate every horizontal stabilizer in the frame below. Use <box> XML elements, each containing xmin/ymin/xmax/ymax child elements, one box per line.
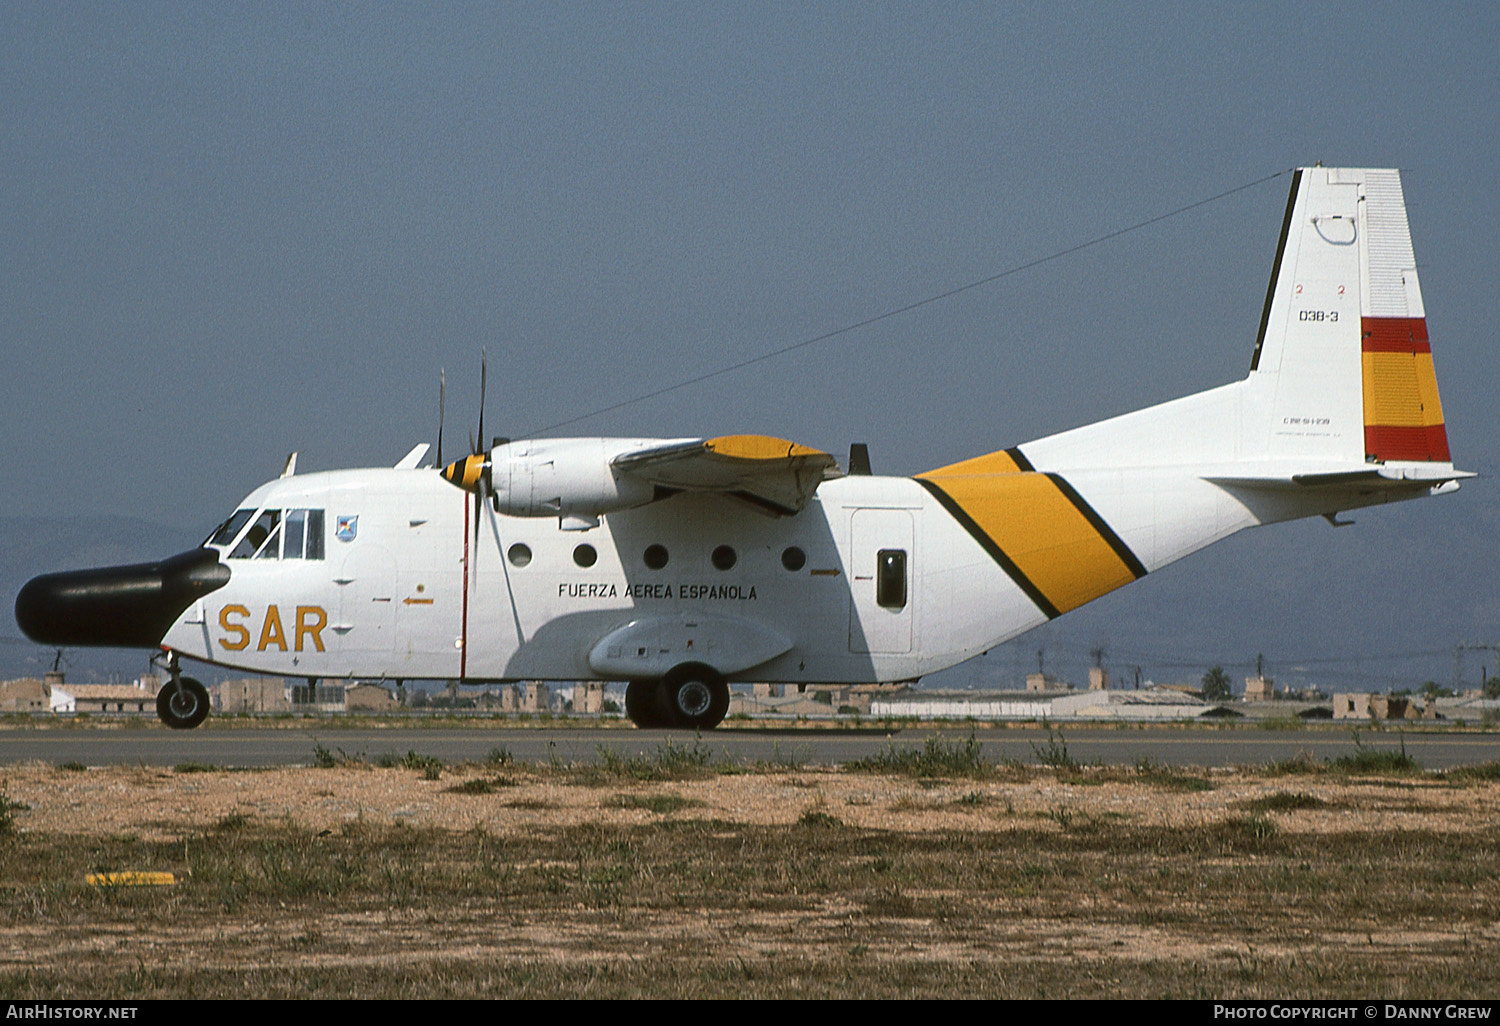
<box><xmin>1204</xmin><ymin>464</ymin><xmax>1473</xmax><ymax>492</ymax></box>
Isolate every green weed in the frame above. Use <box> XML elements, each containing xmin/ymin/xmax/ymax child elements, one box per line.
<box><xmin>847</xmin><ymin>733</ymin><xmax>988</xmax><ymax>777</ymax></box>
<box><xmin>1031</xmin><ymin>727</ymin><xmax>1078</xmax><ymax>772</ymax></box>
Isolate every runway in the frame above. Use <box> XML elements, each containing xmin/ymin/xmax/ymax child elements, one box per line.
<box><xmin>1</xmin><ymin>722</ymin><xmax>1495</xmax><ymax>769</ymax></box>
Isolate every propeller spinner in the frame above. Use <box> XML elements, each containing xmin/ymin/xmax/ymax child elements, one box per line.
<box><xmin>440</xmin><ymin>451</ymin><xmax>491</xmax><ymax>494</ymax></box>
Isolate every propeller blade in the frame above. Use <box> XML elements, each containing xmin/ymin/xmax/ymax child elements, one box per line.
<box><xmin>476</xmin><ymin>469</ymin><xmax>527</xmax><ymax>647</ymax></box>
<box><xmin>437</xmin><ymin>368</ymin><xmax>446</xmax><ymax>468</ymax></box>
<box><xmin>476</xmin><ymin>348</ymin><xmax>487</xmax><ymax>457</ymax></box>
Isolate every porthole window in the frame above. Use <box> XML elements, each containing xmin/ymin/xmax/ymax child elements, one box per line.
<box><xmin>876</xmin><ymin>549</ymin><xmax>908</xmax><ymax>610</ymax></box>
<box><xmin>781</xmin><ymin>546</ymin><xmax>806</xmax><ymax>572</ymax></box>
<box><xmin>573</xmin><ymin>543</ymin><xmax>597</xmax><ymax>568</ymax></box>
<box><xmin>643</xmin><ymin>544</ymin><xmax>669</xmax><ymax>570</ymax></box>
<box><xmin>507</xmin><ymin>543</ymin><xmax>532</xmax><ymax>568</ymax></box>
<box><xmin>711</xmin><ymin>545</ymin><xmax>737</xmax><ymax>571</ymax></box>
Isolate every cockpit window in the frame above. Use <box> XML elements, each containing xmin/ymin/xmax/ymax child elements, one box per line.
<box><xmin>232</xmin><ymin>510</ymin><xmax>281</xmax><ymax>559</ymax></box>
<box><xmin>226</xmin><ymin>508</ymin><xmax>325</xmax><ymax>560</ymax></box>
<box><xmin>206</xmin><ymin>509</ymin><xmax>254</xmax><ymax>548</ymax></box>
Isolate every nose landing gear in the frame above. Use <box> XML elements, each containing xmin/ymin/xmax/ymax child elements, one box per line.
<box><xmin>152</xmin><ymin>651</ymin><xmax>210</xmax><ymax>730</ymax></box>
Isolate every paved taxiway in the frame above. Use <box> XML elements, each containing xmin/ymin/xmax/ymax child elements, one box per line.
<box><xmin>1</xmin><ymin>724</ymin><xmax>1495</xmax><ymax>769</ymax></box>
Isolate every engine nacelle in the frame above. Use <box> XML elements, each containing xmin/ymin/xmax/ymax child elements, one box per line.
<box><xmin>488</xmin><ymin>438</ymin><xmax>669</xmax><ymax>527</ymax></box>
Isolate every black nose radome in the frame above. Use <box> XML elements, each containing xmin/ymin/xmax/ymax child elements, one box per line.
<box><xmin>15</xmin><ymin>548</ymin><xmax>231</xmax><ymax>649</ymax></box>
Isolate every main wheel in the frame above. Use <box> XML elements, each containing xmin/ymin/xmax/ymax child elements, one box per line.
<box><xmin>661</xmin><ymin>664</ymin><xmax>729</xmax><ymax>730</ymax></box>
<box><xmin>157</xmin><ymin>677</ymin><xmax>210</xmax><ymax>730</ymax></box>
<box><xmin>625</xmin><ymin>680</ymin><xmax>669</xmax><ymax>728</ymax></box>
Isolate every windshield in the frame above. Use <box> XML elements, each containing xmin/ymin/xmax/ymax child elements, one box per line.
<box><xmin>206</xmin><ymin>505</ymin><xmax>327</xmax><ymax>559</ymax></box>
<box><xmin>205</xmin><ymin>509</ymin><xmax>254</xmax><ymax>548</ymax></box>
<box><xmin>231</xmin><ymin>510</ymin><xmax>281</xmax><ymax>559</ymax></box>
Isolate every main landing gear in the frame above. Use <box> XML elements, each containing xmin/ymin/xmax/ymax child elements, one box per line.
<box><xmin>625</xmin><ymin>663</ymin><xmax>730</xmax><ymax>730</ymax></box>
<box><xmin>153</xmin><ymin>651</ymin><xmax>210</xmax><ymax>730</ymax></box>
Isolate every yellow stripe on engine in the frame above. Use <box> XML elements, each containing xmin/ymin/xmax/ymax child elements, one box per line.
<box><xmin>1362</xmin><ymin>352</ymin><xmax>1446</xmax><ymax>428</ymax></box>
<box><xmin>703</xmin><ymin>435</ymin><xmax>828</xmax><ymax>461</ymax></box>
<box><xmin>923</xmin><ymin>472</ymin><xmax>1139</xmax><ymax>616</ymax></box>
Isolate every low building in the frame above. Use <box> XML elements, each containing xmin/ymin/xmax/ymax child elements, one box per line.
<box><xmin>521</xmin><ymin>682</ymin><xmax>551</xmax><ymax>713</ymax></box>
<box><xmin>1333</xmin><ymin>693</ymin><xmax>1438</xmax><ymax>721</ymax></box>
<box><xmin>1439</xmin><ymin>695</ymin><xmax>1500</xmax><ymax>721</ymax></box>
<box><xmin>346</xmin><ymin>683</ymin><xmax>397</xmax><ymax>711</ymax></box>
<box><xmin>0</xmin><ymin>678</ymin><xmax>49</xmax><ymax>714</ymax></box>
<box><xmin>67</xmin><ymin>682</ymin><xmax>154</xmax><ymax>715</ymax></box>
<box><xmin>1238</xmin><ymin>700</ymin><xmax>1333</xmax><ymax>720</ymax></box>
<box><xmin>290</xmin><ymin>681</ymin><xmax>345</xmax><ymax>714</ymax></box>
<box><xmin>219</xmin><ymin>677</ymin><xmax>290</xmax><ymax>714</ymax></box>
<box><xmin>728</xmin><ymin>689</ymin><xmax>841</xmax><ymax>718</ymax></box>
<box><xmin>872</xmin><ymin>689</ymin><xmax>1053</xmax><ymax>720</ymax></box>
<box><xmin>1026</xmin><ymin>673</ymin><xmax>1072</xmax><ymax>693</ymax></box>
<box><xmin>828</xmin><ymin>687</ymin><xmax>873</xmax><ymax>713</ymax></box>
<box><xmin>871</xmin><ymin>686</ymin><xmax>1219</xmax><ymax>722</ymax></box>
<box><xmin>1244</xmin><ymin>675</ymin><xmax>1275</xmax><ymax>701</ymax></box>
<box><xmin>572</xmin><ymin>682</ymin><xmax>606</xmax><ymax>714</ymax></box>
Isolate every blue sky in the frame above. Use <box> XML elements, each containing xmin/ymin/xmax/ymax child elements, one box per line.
<box><xmin>3</xmin><ymin>3</ymin><xmax>1497</xmax><ymax>690</ymax></box>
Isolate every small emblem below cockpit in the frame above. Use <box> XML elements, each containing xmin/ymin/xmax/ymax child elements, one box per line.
<box><xmin>336</xmin><ymin>516</ymin><xmax>359</xmax><ymax>542</ymax></box>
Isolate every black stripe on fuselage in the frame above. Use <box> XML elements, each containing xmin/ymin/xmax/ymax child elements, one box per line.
<box><xmin>1045</xmin><ymin>473</ymin><xmax>1149</xmax><ymax>580</ymax></box>
<box><xmin>914</xmin><ymin>477</ymin><xmax>1061</xmax><ymax>620</ymax></box>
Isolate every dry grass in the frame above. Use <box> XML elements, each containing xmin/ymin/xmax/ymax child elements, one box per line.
<box><xmin>2</xmin><ymin>757</ymin><xmax>1500</xmax><ymax>998</ymax></box>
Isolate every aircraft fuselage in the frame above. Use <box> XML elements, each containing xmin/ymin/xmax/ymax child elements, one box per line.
<box><xmin>159</xmin><ymin>467</ymin><xmax>1044</xmax><ymax>687</ymax></box>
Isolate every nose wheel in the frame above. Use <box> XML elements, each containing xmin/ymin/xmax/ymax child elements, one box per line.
<box><xmin>153</xmin><ymin>652</ymin><xmax>210</xmax><ymax>730</ymax></box>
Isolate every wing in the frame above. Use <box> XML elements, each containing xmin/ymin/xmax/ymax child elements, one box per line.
<box><xmin>614</xmin><ymin>434</ymin><xmax>842</xmax><ymax>515</ymax></box>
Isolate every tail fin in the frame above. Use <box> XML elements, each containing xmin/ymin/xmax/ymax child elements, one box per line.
<box><xmin>915</xmin><ymin>167</ymin><xmax>1465</xmax><ymax>625</ymax></box>
<box><xmin>989</xmin><ymin>166</ymin><xmax>1457</xmax><ymax>474</ymax></box>
<box><xmin>1249</xmin><ymin>166</ymin><xmax>1451</xmax><ymax>466</ymax></box>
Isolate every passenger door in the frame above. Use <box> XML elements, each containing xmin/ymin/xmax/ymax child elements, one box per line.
<box><xmin>847</xmin><ymin>508</ymin><xmax>913</xmax><ymax>654</ymax></box>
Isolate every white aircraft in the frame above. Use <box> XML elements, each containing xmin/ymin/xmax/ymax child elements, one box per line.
<box><xmin>16</xmin><ymin>166</ymin><xmax>1468</xmax><ymax>730</ymax></box>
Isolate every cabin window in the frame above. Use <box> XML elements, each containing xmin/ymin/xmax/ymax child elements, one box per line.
<box><xmin>876</xmin><ymin>549</ymin><xmax>907</xmax><ymax>610</ymax></box>
<box><xmin>282</xmin><ymin>511</ymin><xmax>304</xmax><ymax>558</ymax></box>
<box><xmin>305</xmin><ymin>511</ymin><xmax>325</xmax><ymax>559</ymax></box>
<box><xmin>781</xmin><ymin>546</ymin><xmax>806</xmax><ymax>572</ymax></box>
<box><xmin>643</xmin><ymin>544</ymin><xmax>669</xmax><ymax>570</ymax></box>
<box><xmin>281</xmin><ymin>509</ymin><xmax>324</xmax><ymax>559</ymax></box>
<box><xmin>508</xmin><ymin>543</ymin><xmax>532</xmax><ymax>567</ymax></box>
<box><xmin>285</xmin><ymin>507</ymin><xmax>327</xmax><ymax>558</ymax></box>
<box><xmin>711</xmin><ymin>545</ymin><xmax>737</xmax><ymax>571</ymax></box>
<box><xmin>573</xmin><ymin>543</ymin><xmax>598</xmax><ymax>568</ymax></box>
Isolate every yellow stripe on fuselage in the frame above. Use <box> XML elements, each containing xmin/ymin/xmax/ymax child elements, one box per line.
<box><xmin>917</xmin><ymin>463</ymin><xmax>1145</xmax><ymax>618</ymax></box>
<box><xmin>920</xmin><ymin>449</ymin><xmax>1027</xmax><ymax>477</ymax></box>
